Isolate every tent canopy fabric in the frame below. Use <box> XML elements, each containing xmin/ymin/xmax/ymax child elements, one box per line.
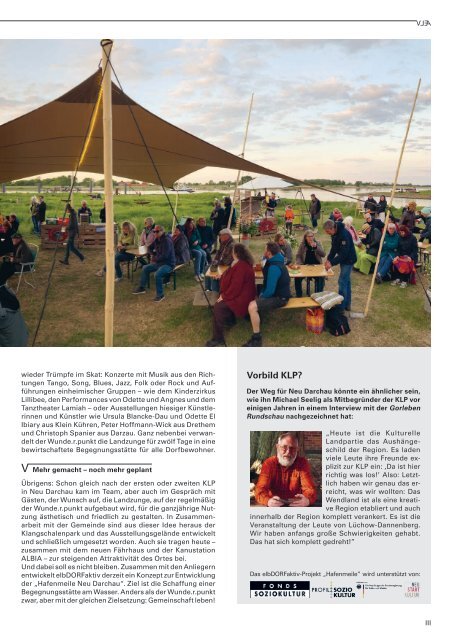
<box><xmin>238</xmin><ymin>176</ymin><xmax>295</xmax><ymax>191</ymax></box>
<box><xmin>0</xmin><ymin>70</ymin><xmax>300</xmax><ymax>187</ymax></box>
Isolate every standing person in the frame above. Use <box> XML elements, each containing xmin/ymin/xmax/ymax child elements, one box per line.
<box><xmin>364</xmin><ymin>194</ymin><xmax>378</xmax><ymax>213</ymax></box>
<box><xmin>324</xmin><ymin>219</ymin><xmax>356</xmax><ymax>311</ymax></box>
<box><xmin>294</xmin><ymin>229</ymin><xmax>326</xmax><ymax>296</ymax></box>
<box><xmin>99</xmin><ymin>202</ymin><xmax>106</xmax><ymax>223</ymax></box>
<box><xmin>205</xmin><ymin>243</ymin><xmax>257</xmax><ymax>347</ymax></box>
<box><xmin>309</xmin><ymin>194</ymin><xmax>321</xmax><ymax>232</ymax></box>
<box><xmin>266</xmin><ymin>192</ymin><xmax>278</xmax><ymax>217</ymax></box>
<box><xmin>77</xmin><ymin>200</ymin><xmax>93</xmax><ymax>222</ymax></box>
<box><xmin>243</xmin><ymin>242</ymin><xmax>291</xmax><ymax>347</ymax></box>
<box><xmin>37</xmin><ymin>196</ymin><xmax>47</xmax><ymax>233</ymax></box>
<box><xmin>132</xmin><ymin>225</ymin><xmax>175</xmax><ymax>301</ymax></box>
<box><xmin>59</xmin><ymin>205</ymin><xmax>85</xmax><ymax>265</ymax></box>
<box><xmin>224</xmin><ymin>196</ymin><xmax>237</xmax><ymax>228</ymax></box>
<box><xmin>210</xmin><ymin>199</ymin><xmax>225</xmax><ymax>249</ymax></box>
<box><xmin>376</xmin><ymin>195</ymin><xmax>388</xmax><ymax>222</ymax></box>
<box><xmin>30</xmin><ymin>196</ymin><xmax>39</xmax><ymax>234</ymax></box>
<box><xmin>284</xmin><ymin>205</ymin><xmax>295</xmax><ymax>234</ymax></box>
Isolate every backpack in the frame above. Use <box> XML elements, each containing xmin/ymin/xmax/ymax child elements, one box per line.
<box><xmin>325</xmin><ymin>306</ymin><xmax>351</xmax><ymax>336</ymax></box>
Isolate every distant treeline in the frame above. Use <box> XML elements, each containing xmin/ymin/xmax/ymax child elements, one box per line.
<box><xmin>6</xmin><ymin>174</ymin><xmax>430</xmax><ymax>189</ymax></box>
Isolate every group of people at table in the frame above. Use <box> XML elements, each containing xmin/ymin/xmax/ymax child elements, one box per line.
<box><xmin>0</xmin><ymin>192</ymin><xmax>431</xmax><ymax>348</ymax></box>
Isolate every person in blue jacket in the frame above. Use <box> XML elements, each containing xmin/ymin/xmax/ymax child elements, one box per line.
<box><xmin>243</xmin><ymin>242</ymin><xmax>290</xmax><ymax>347</ymax></box>
<box><xmin>324</xmin><ymin>219</ymin><xmax>356</xmax><ymax>311</ymax></box>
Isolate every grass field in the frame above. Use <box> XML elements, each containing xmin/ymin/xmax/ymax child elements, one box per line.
<box><xmin>0</xmin><ymin>192</ymin><xmax>431</xmax><ymax>347</ymax></box>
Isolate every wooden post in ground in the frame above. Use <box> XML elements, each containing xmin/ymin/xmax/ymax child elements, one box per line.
<box><xmin>101</xmin><ymin>38</ymin><xmax>115</xmax><ymax>347</ymax></box>
<box><xmin>363</xmin><ymin>78</ymin><xmax>421</xmax><ymax>317</ymax></box>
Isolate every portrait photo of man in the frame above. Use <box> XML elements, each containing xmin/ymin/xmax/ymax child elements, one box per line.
<box><xmin>250</xmin><ymin>431</ymin><xmax>321</xmax><ymax>507</ymax></box>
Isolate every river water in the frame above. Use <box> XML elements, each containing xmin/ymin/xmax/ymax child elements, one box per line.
<box><xmin>4</xmin><ymin>185</ymin><xmax>430</xmax><ymax>208</ymax></box>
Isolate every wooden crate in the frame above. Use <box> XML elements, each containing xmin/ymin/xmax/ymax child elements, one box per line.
<box><xmin>40</xmin><ymin>223</ymin><xmax>67</xmax><ymax>249</ymax></box>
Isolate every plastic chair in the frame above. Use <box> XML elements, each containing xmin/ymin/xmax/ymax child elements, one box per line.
<box><xmin>14</xmin><ymin>243</ymin><xmax>39</xmax><ymax>293</ymax></box>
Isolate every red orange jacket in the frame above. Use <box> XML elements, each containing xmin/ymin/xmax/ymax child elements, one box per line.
<box><xmin>255</xmin><ymin>456</ymin><xmax>318</xmax><ymax>506</ymax></box>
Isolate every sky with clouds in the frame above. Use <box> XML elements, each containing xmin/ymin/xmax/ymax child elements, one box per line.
<box><xmin>0</xmin><ymin>39</ymin><xmax>430</xmax><ymax>184</ymax></box>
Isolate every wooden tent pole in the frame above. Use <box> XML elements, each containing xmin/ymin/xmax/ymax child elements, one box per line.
<box><xmin>363</xmin><ymin>78</ymin><xmax>421</xmax><ymax>318</ymax></box>
<box><xmin>101</xmin><ymin>39</ymin><xmax>115</xmax><ymax>347</ymax></box>
<box><xmin>172</xmin><ymin>189</ymin><xmax>179</xmax><ymax>234</ymax></box>
<box><xmin>229</xmin><ymin>92</ymin><xmax>254</xmax><ymax>233</ymax></box>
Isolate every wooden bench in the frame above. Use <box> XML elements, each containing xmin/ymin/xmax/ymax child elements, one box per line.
<box><xmin>278</xmin><ymin>297</ymin><xmax>320</xmax><ymax>309</ymax></box>
<box><xmin>170</xmin><ymin>263</ymin><xmax>189</xmax><ymax>290</ymax></box>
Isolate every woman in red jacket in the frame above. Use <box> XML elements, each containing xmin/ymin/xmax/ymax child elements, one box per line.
<box><xmin>205</xmin><ymin>243</ymin><xmax>257</xmax><ymax>346</ymax></box>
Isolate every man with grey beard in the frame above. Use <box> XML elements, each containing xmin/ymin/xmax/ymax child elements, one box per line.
<box><xmin>254</xmin><ymin>433</ymin><xmax>317</xmax><ymax>507</ymax></box>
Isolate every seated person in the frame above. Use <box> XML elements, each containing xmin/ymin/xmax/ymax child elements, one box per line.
<box><xmin>364</xmin><ymin>210</ymin><xmax>384</xmax><ymax>232</ymax></box>
<box><xmin>284</xmin><ymin>206</ymin><xmax>295</xmax><ymax>234</ymax></box>
<box><xmin>390</xmin><ymin>225</ymin><xmax>418</xmax><ymax>288</ymax></box>
<box><xmin>294</xmin><ymin>230</ymin><xmax>326</xmax><ymax>296</ymax></box>
<box><xmin>77</xmin><ymin>200</ymin><xmax>93</xmax><ymax>222</ymax></box>
<box><xmin>172</xmin><ymin>225</ymin><xmax>191</xmax><ymax>265</ymax></box>
<box><xmin>375</xmin><ymin>223</ymin><xmax>399</xmax><ymax>283</ymax></box>
<box><xmin>197</xmin><ymin>217</ymin><xmax>214</xmax><ymax>263</ymax></box>
<box><xmin>354</xmin><ymin>223</ymin><xmax>382</xmax><ymax>275</ymax></box>
<box><xmin>205</xmin><ymin>243</ymin><xmax>257</xmax><ymax>347</ymax></box>
<box><xmin>138</xmin><ymin>216</ymin><xmax>155</xmax><ymax>265</ymax></box>
<box><xmin>96</xmin><ymin>220</ymin><xmax>137</xmax><ymax>282</ymax></box>
<box><xmin>400</xmin><ymin>201</ymin><xmax>417</xmax><ymax>232</ymax></box>
<box><xmin>6</xmin><ymin>215</ymin><xmax>19</xmax><ymax>234</ymax></box>
<box><xmin>0</xmin><ymin>261</ymin><xmax>28</xmax><ymax>346</ymax></box>
<box><xmin>184</xmin><ymin>217</ymin><xmax>207</xmax><ymax>280</ymax></box>
<box><xmin>254</xmin><ymin>432</ymin><xmax>317</xmax><ymax>507</ymax></box>
<box><xmin>139</xmin><ymin>216</ymin><xmax>156</xmax><ymax>249</ymax></box>
<box><xmin>343</xmin><ymin>216</ymin><xmax>360</xmax><ymax>245</ymax></box>
<box><xmin>329</xmin><ymin>208</ymin><xmax>343</xmax><ymax>222</ymax></box>
<box><xmin>205</xmin><ymin>228</ymin><xmax>235</xmax><ymax>293</ymax></box>
<box><xmin>243</xmin><ymin>242</ymin><xmax>290</xmax><ymax>347</ymax></box>
<box><xmin>132</xmin><ymin>225</ymin><xmax>176</xmax><ymax>301</ymax></box>
<box><xmin>419</xmin><ymin>212</ymin><xmax>431</xmax><ymax>243</ymax></box>
<box><xmin>11</xmin><ymin>233</ymin><xmax>34</xmax><ymax>272</ymax></box>
<box><xmin>0</xmin><ymin>221</ymin><xmax>14</xmax><ymax>257</ymax></box>
<box><xmin>274</xmin><ymin>233</ymin><xmax>293</xmax><ymax>265</ymax></box>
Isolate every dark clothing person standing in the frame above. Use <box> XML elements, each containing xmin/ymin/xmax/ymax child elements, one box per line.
<box><xmin>309</xmin><ymin>194</ymin><xmax>321</xmax><ymax>231</ymax></box>
<box><xmin>324</xmin><ymin>220</ymin><xmax>356</xmax><ymax>311</ymax></box>
<box><xmin>59</xmin><ymin>207</ymin><xmax>85</xmax><ymax>265</ymax></box>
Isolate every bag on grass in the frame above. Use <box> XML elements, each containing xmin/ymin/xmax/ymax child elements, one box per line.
<box><xmin>305</xmin><ymin>307</ymin><xmax>325</xmax><ymax>334</ymax></box>
<box><xmin>325</xmin><ymin>306</ymin><xmax>351</xmax><ymax>336</ymax></box>
<box><xmin>311</xmin><ymin>290</ymin><xmax>344</xmax><ymax>310</ymax></box>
